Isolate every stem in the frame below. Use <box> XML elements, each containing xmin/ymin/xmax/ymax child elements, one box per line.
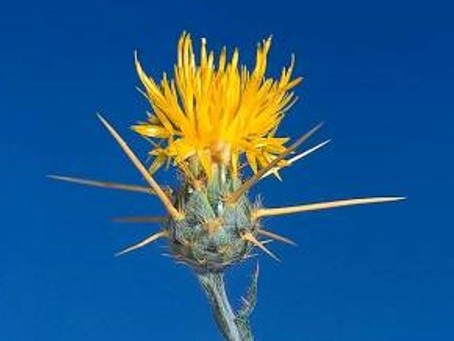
<box><xmin>198</xmin><ymin>272</ymin><xmax>253</xmax><ymax>341</ymax></box>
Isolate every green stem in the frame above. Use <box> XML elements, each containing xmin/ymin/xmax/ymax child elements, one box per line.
<box><xmin>198</xmin><ymin>272</ymin><xmax>253</xmax><ymax>341</ymax></box>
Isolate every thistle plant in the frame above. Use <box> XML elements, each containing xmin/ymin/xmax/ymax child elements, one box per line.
<box><xmin>50</xmin><ymin>32</ymin><xmax>403</xmax><ymax>341</ymax></box>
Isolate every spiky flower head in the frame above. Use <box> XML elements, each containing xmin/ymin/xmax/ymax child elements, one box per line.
<box><xmin>133</xmin><ymin>32</ymin><xmax>302</xmax><ymax>178</ymax></box>
<box><xmin>51</xmin><ymin>32</ymin><xmax>403</xmax><ymax>271</ymax></box>
<box><xmin>51</xmin><ymin>31</ymin><xmax>404</xmax><ymax>341</ymax></box>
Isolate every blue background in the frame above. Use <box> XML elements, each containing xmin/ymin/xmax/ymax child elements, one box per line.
<box><xmin>1</xmin><ymin>0</ymin><xmax>453</xmax><ymax>340</ymax></box>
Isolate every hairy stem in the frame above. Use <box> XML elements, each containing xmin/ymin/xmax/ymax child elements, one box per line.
<box><xmin>198</xmin><ymin>272</ymin><xmax>253</xmax><ymax>341</ymax></box>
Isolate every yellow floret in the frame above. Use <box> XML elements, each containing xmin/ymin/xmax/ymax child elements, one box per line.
<box><xmin>133</xmin><ymin>32</ymin><xmax>302</xmax><ymax>178</ymax></box>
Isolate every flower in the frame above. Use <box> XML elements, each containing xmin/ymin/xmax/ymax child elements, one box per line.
<box><xmin>132</xmin><ymin>32</ymin><xmax>302</xmax><ymax>178</ymax></box>
<box><xmin>50</xmin><ymin>29</ymin><xmax>405</xmax><ymax>341</ymax></box>
<box><xmin>51</xmin><ymin>31</ymin><xmax>405</xmax><ymax>340</ymax></box>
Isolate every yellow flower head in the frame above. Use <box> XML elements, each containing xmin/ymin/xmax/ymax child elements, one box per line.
<box><xmin>133</xmin><ymin>32</ymin><xmax>302</xmax><ymax>178</ymax></box>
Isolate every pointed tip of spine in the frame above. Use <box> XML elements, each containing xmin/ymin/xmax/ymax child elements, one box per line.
<box><xmin>262</xmin><ymin>138</ymin><xmax>332</xmax><ymax>180</ymax></box>
<box><xmin>96</xmin><ymin>112</ymin><xmax>108</xmax><ymax>125</ymax></box>
<box><xmin>115</xmin><ymin>230</ymin><xmax>168</xmax><ymax>257</ymax></box>
<box><xmin>369</xmin><ymin>196</ymin><xmax>406</xmax><ymax>202</ymax></box>
<box><xmin>392</xmin><ymin>196</ymin><xmax>406</xmax><ymax>201</ymax></box>
<box><xmin>242</xmin><ymin>232</ymin><xmax>281</xmax><ymax>262</ymax></box>
<box><xmin>258</xmin><ymin>229</ymin><xmax>297</xmax><ymax>246</ymax></box>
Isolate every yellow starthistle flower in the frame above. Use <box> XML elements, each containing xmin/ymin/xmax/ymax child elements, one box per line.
<box><xmin>50</xmin><ymin>32</ymin><xmax>404</xmax><ymax>341</ymax></box>
<box><xmin>132</xmin><ymin>32</ymin><xmax>301</xmax><ymax>178</ymax></box>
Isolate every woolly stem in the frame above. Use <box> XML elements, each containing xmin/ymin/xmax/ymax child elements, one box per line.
<box><xmin>198</xmin><ymin>272</ymin><xmax>253</xmax><ymax>341</ymax></box>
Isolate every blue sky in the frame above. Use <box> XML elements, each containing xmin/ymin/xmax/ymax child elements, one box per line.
<box><xmin>1</xmin><ymin>0</ymin><xmax>453</xmax><ymax>340</ymax></box>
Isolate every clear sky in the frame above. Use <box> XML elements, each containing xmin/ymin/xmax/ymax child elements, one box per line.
<box><xmin>1</xmin><ymin>0</ymin><xmax>453</xmax><ymax>340</ymax></box>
